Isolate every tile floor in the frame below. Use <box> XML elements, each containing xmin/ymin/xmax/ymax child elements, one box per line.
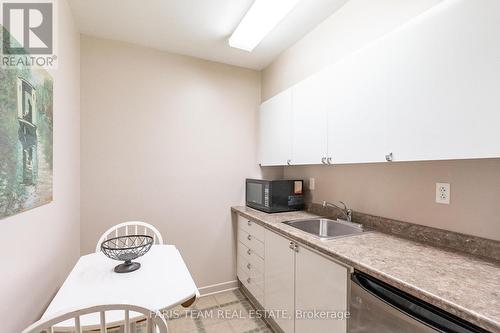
<box><xmin>166</xmin><ymin>289</ymin><xmax>273</xmax><ymax>333</ymax></box>
<box><xmin>133</xmin><ymin>289</ymin><xmax>273</xmax><ymax>333</ymax></box>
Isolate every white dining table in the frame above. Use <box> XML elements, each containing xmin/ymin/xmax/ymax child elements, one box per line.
<box><xmin>42</xmin><ymin>245</ymin><xmax>199</xmax><ymax>330</ymax></box>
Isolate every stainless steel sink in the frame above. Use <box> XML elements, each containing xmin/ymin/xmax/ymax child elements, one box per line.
<box><xmin>282</xmin><ymin>218</ymin><xmax>364</xmax><ymax>240</ymax></box>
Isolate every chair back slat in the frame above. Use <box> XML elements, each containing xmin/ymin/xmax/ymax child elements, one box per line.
<box><xmin>75</xmin><ymin>316</ymin><xmax>82</xmax><ymax>333</ymax></box>
<box><xmin>100</xmin><ymin>311</ymin><xmax>107</xmax><ymax>333</ymax></box>
<box><xmin>95</xmin><ymin>221</ymin><xmax>164</xmax><ymax>252</ymax></box>
<box><xmin>22</xmin><ymin>304</ymin><xmax>168</xmax><ymax>333</ymax></box>
<box><xmin>124</xmin><ymin>310</ymin><xmax>130</xmax><ymax>333</ymax></box>
<box><xmin>147</xmin><ymin>317</ymin><xmax>153</xmax><ymax>333</ymax></box>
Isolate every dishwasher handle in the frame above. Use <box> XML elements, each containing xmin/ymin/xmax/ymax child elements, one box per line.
<box><xmin>351</xmin><ymin>272</ymin><xmax>489</xmax><ymax>333</ymax></box>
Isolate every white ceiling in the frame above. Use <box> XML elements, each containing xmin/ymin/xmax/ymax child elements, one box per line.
<box><xmin>67</xmin><ymin>0</ymin><xmax>348</xmax><ymax>70</ymax></box>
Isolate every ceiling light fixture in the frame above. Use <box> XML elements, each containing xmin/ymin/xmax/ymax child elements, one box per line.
<box><xmin>229</xmin><ymin>0</ymin><xmax>300</xmax><ymax>52</ymax></box>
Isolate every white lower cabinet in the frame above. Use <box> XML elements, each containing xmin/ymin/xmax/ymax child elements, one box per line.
<box><xmin>295</xmin><ymin>243</ymin><xmax>348</xmax><ymax>333</ymax></box>
<box><xmin>264</xmin><ymin>229</ymin><xmax>296</xmax><ymax>333</ymax></box>
<box><xmin>237</xmin><ymin>215</ymin><xmax>266</xmax><ymax>306</ymax></box>
<box><xmin>236</xmin><ymin>214</ymin><xmax>349</xmax><ymax>333</ymax></box>
<box><xmin>264</xmin><ymin>228</ymin><xmax>349</xmax><ymax>333</ymax></box>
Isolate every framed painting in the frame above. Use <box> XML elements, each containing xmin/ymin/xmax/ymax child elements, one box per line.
<box><xmin>0</xmin><ymin>26</ymin><xmax>53</xmax><ymax>220</ymax></box>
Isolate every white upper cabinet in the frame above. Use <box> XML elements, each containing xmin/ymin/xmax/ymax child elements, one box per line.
<box><xmin>325</xmin><ymin>47</ymin><xmax>390</xmax><ymax>164</ymax></box>
<box><xmin>383</xmin><ymin>0</ymin><xmax>500</xmax><ymax>162</ymax></box>
<box><xmin>328</xmin><ymin>0</ymin><xmax>500</xmax><ymax>164</ymax></box>
<box><xmin>259</xmin><ymin>89</ymin><xmax>292</xmax><ymax>166</ymax></box>
<box><xmin>259</xmin><ymin>0</ymin><xmax>500</xmax><ymax>165</ymax></box>
<box><xmin>291</xmin><ymin>71</ymin><xmax>329</xmax><ymax>165</ymax></box>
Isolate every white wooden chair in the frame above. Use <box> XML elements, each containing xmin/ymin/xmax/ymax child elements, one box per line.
<box><xmin>22</xmin><ymin>303</ymin><xmax>168</xmax><ymax>333</ymax></box>
<box><xmin>96</xmin><ymin>221</ymin><xmax>164</xmax><ymax>252</ymax></box>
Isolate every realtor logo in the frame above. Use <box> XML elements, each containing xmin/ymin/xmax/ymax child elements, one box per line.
<box><xmin>1</xmin><ymin>0</ymin><xmax>56</xmax><ymax>67</ymax></box>
<box><xmin>2</xmin><ymin>1</ymin><xmax>52</xmax><ymax>54</ymax></box>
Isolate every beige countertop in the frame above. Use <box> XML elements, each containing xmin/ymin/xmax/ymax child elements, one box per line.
<box><xmin>232</xmin><ymin>206</ymin><xmax>500</xmax><ymax>333</ymax></box>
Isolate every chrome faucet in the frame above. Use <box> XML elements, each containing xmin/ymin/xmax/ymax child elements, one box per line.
<box><xmin>322</xmin><ymin>201</ymin><xmax>352</xmax><ymax>222</ymax></box>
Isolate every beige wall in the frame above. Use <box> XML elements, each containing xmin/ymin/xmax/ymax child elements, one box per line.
<box><xmin>0</xmin><ymin>1</ymin><xmax>81</xmax><ymax>332</ymax></box>
<box><xmin>262</xmin><ymin>0</ymin><xmax>500</xmax><ymax>241</ymax></box>
<box><xmin>286</xmin><ymin>161</ymin><xmax>500</xmax><ymax>241</ymax></box>
<box><xmin>80</xmin><ymin>36</ymin><xmax>281</xmax><ymax>290</ymax></box>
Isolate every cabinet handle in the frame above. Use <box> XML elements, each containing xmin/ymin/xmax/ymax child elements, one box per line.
<box><xmin>247</xmin><ymin>278</ymin><xmax>251</xmax><ymax>284</ymax></box>
<box><xmin>247</xmin><ymin>263</ymin><xmax>251</xmax><ymax>270</ymax></box>
<box><xmin>247</xmin><ymin>234</ymin><xmax>252</xmax><ymax>241</ymax></box>
<box><xmin>321</xmin><ymin>157</ymin><xmax>326</xmax><ymax>164</ymax></box>
<box><xmin>327</xmin><ymin>157</ymin><xmax>333</xmax><ymax>165</ymax></box>
<box><xmin>294</xmin><ymin>244</ymin><xmax>299</xmax><ymax>253</ymax></box>
<box><xmin>247</xmin><ymin>221</ymin><xmax>252</xmax><ymax>226</ymax></box>
<box><xmin>247</xmin><ymin>249</ymin><xmax>251</xmax><ymax>255</ymax></box>
<box><xmin>287</xmin><ymin>159</ymin><xmax>292</xmax><ymax>165</ymax></box>
<box><xmin>289</xmin><ymin>241</ymin><xmax>295</xmax><ymax>250</ymax></box>
<box><xmin>385</xmin><ymin>152</ymin><xmax>393</xmax><ymax>162</ymax></box>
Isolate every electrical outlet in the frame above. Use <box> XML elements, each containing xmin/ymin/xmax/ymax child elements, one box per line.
<box><xmin>436</xmin><ymin>183</ymin><xmax>450</xmax><ymax>204</ymax></box>
<box><xmin>309</xmin><ymin>178</ymin><xmax>315</xmax><ymax>191</ymax></box>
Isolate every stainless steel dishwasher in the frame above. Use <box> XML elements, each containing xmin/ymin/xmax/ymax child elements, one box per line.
<box><xmin>349</xmin><ymin>272</ymin><xmax>489</xmax><ymax>333</ymax></box>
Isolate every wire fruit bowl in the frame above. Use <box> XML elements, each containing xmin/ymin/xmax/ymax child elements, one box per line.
<box><xmin>101</xmin><ymin>235</ymin><xmax>154</xmax><ymax>273</ymax></box>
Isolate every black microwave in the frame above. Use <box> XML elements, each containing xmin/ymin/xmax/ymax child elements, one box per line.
<box><xmin>246</xmin><ymin>179</ymin><xmax>305</xmax><ymax>213</ymax></box>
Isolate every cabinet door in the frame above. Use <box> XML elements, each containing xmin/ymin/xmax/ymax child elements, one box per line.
<box><xmin>327</xmin><ymin>0</ymin><xmax>500</xmax><ymax>163</ymax></box>
<box><xmin>291</xmin><ymin>71</ymin><xmax>328</xmax><ymax>165</ymax></box>
<box><xmin>295</xmin><ymin>245</ymin><xmax>348</xmax><ymax>333</ymax></box>
<box><xmin>383</xmin><ymin>0</ymin><xmax>500</xmax><ymax>162</ymax></box>
<box><xmin>259</xmin><ymin>89</ymin><xmax>292</xmax><ymax>166</ymax></box>
<box><xmin>325</xmin><ymin>48</ymin><xmax>390</xmax><ymax>164</ymax></box>
<box><xmin>264</xmin><ymin>230</ymin><xmax>295</xmax><ymax>333</ymax></box>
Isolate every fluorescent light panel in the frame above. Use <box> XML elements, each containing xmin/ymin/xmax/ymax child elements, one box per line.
<box><xmin>229</xmin><ymin>0</ymin><xmax>300</xmax><ymax>52</ymax></box>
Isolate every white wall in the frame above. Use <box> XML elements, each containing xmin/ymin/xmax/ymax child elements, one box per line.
<box><xmin>0</xmin><ymin>1</ymin><xmax>81</xmax><ymax>332</ymax></box>
<box><xmin>262</xmin><ymin>0</ymin><xmax>500</xmax><ymax>242</ymax></box>
<box><xmin>262</xmin><ymin>0</ymin><xmax>443</xmax><ymax>100</ymax></box>
<box><xmin>80</xmin><ymin>36</ymin><xmax>281</xmax><ymax>291</ymax></box>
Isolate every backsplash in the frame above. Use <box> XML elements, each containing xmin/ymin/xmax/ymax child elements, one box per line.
<box><xmin>284</xmin><ymin>160</ymin><xmax>500</xmax><ymax>243</ymax></box>
<box><xmin>307</xmin><ymin>203</ymin><xmax>500</xmax><ymax>263</ymax></box>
